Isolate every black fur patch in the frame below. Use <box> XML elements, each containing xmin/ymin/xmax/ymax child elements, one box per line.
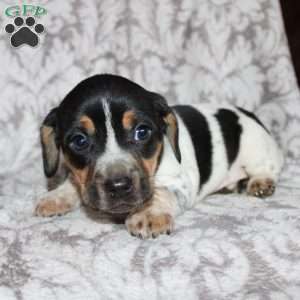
<box><xmin>215</xmin><ymin>109</ymin><xmax>242</xmax><ymax>166</ymax></box>
<box><xmin>173</xmin><ymin>105</ymin><xmax>212</xmax><ymax>191</ymax></box>
<box><xmin>237</xmin><ymin>107</ymin><xmax>270</xmax><ymax>133</ymax></box>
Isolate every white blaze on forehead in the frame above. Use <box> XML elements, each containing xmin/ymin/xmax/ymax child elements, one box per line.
<box><xmin>103</xmin><ymin>100</ymin><xmax>118</xmax><ymax>152</ymax></box>
<box><xmin>98</xmin><ymin>100</ymin><xmax>130</xmax><ymax>167</ymax></box>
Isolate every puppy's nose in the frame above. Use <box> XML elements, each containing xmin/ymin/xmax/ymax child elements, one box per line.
<box><xmin>104</xmin><ymin>176</ymin><xmax>133</xmax><ymax>197</ymax></box>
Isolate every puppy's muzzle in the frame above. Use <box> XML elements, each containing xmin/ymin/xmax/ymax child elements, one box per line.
<box><xmin>87</xmin><ymin>160</ymin><xmax>151</xmax><ymax>215</ymax></box>
<box><xmin>101</xmin><ymin>161</ymin><xmax>138</xmax><ymax>202</ymax></box>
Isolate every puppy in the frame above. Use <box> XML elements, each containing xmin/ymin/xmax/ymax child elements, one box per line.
<box><xmin>35</xmin><ymin>74</ymin><xmax>284</xmax><ymax>238</ymax></box>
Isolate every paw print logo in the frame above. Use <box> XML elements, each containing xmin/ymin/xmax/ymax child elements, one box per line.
<box><xmin>5</xmin><ymin>16</ymin><xmax>44</xmax><ymax>48</ymax></box>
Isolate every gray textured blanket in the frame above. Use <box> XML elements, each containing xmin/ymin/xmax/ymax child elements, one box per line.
<box><xmin>0</xmin><ymin>0</ymin><xmax>300</xmax><ymax>299</ymax></box>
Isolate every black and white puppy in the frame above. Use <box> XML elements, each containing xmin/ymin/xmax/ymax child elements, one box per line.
<box><xmin>35</xmin><ymin>74</ymin><xmax>284</xmax><ymax>238</ymax></box>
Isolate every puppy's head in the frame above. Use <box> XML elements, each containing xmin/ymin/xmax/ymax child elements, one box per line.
<box><xmin>41</xmin><ymin>74</ymin><xmax>180</xmax><ymax>216</ymax></box>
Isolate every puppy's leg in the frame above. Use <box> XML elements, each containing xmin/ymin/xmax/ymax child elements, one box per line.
<box><xmin>35</xmin><ymin>178</ymin><xmax>80</xmax><ymax>217</ymax></box>
<box><xmin>238</xmin><ymin>122</ymin><xmax>284</xmax><ymax>198</ymax></box>
<box><xmin>125</xmin><ymin>187</ymin><xmax>177</xmax><ymax>239</ymax></box>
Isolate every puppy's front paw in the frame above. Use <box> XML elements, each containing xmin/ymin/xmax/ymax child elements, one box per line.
<box><xmin>35</xmin><ymin>198</ymin><xmax>72</xmax><ymax>217</ymax></box>
<box><xmin>126</xmin><ymin>211</ymin><xmax>174</xmax><ymax>239</ymax></box>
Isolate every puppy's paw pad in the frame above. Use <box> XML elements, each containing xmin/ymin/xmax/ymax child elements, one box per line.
<box><xmin>247</xmin><ymin>178</ymin><xmax>275</xmax><ymax>198</ymax></box>
<box><xmin>35</xmin><ymin>199</ymin><xmax>72</xmax><ymax>217</ymax></box>
<box><xmin>5</xmin><ymin>17</ymin><xmax>44</xmax><ymax>48</ymax></box>
<box><xmin>126</xmin><ymin>212</ymin><xmax>174</xmax><ymax>239</ymax></box>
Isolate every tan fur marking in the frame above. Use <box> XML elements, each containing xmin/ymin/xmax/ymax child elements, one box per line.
<box><xmin>145</xmin><ymin>213</ymin><xmax>172</xmax><ymax>233</ymax></box>
<box><xmin>122</xmin><ymin>110</ymin><xmax>136</xmax><ymax>130</ymax></box>
<box><xmin>164</xmin><ymin>113</ymin><xmax>177</xmax><ymax>130</ymax></box>
<box><xmin>41</xmin><ymin>125</ymin><xmax>53</xmax><ymax>145</ymax></box>
<box><xmin>164</xmin><ymin>113</ymin><xmax>178</xmax><ymax>145</ymax></box>
<box><xmin>64</xmin><ymin>155</ymin><xmax>90</xmax><ymax>185</ymax></box>
<box><xmin>63</xmin><ymin>155</ymin><xmax>94</xmax><ymax>198</ymax></box>
<box><xmin>163</xmin><ymin>112</ymin><xmax>180</xmax><ymax>161</ymax></box>
<box><xmin>142</xmin><ymin>142</ymin><xmax>162</xmax><ymax>176</ymax></box>
<box><xmin>41</xmin><ymin>125</ymin><xmax>57</xmax><ymax>160</ymax></box>
<box><xmin>40</xmin><ymin>125</ymin><xmax>60</xmax><ymax>175</ymax></box>
<box><xmin>80</xmin><ymin>115</ymin><xmax>95</xmax><ymax>134</ymax></box>
<box><xmin>73</xmin><ymin>167</ymin><xmax>90</xmax><ymax>185</ymax></box>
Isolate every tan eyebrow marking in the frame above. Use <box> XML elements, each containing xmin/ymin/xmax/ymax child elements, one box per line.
<box><xmin>80</xmin><ymin>115</ymin><xmax>95</xmax><ymax>134</ymax></box>
<box><xmin>122</xmin><ymin>110</ymin><xmax>136</xmax><ymax>130</ymax></box>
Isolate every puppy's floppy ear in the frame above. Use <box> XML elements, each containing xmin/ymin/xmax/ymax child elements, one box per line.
<box><xmin>40</xmin><ymin>108</ymin><xmax>60</xmax><ymax>177</ymax></box>
<box><xmin>152</xmin><ymin>93</ymin><xmax>181</xmax><ymax>163</ymax></box>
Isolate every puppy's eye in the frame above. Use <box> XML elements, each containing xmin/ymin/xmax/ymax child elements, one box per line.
<box><xmin>69</xmin><ymin>133</ymin><xmax>90</xmax><ymax>152</ymax></box>
<box><xmin>134</xmin><ymin>125</ymin><xmax>152</xmax><ymax>141</ymax></box>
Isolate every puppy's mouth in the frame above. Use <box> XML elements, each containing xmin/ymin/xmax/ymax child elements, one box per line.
<box><xmin>84</xmin><ymin>196</ymin><xmax>147</xmax><ymax>216</ymax></box>
<box><xmin>104</xmin><ymin>202</ymin><xmax>141</xmax><ymax>214</ymax></box>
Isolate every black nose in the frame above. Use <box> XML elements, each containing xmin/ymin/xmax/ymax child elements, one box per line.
<box><xmin>104</xmin><ymin>176</ymin><xmax>133</xmax><ymax>197</ymax></box>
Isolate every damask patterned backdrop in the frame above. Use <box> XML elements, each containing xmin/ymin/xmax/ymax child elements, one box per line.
<box><xmin>0</xmin><ymin>1</ymin><xmax>300</xmax><ymax>299</ymax></box>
